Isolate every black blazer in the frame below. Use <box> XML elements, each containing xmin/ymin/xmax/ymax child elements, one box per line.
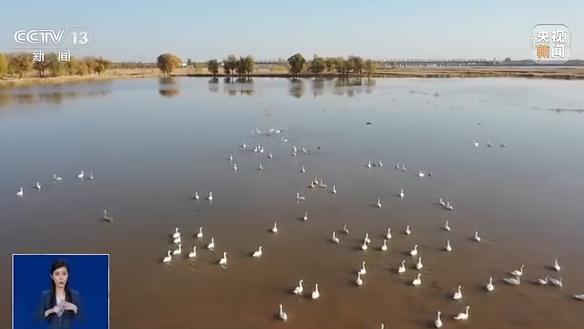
<box><xmin>37</xmin><ymin>289</ymin><xmax>83</xmax><ymax>329</ymax></box>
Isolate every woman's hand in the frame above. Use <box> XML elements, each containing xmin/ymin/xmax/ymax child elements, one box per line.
<box><xmin>62</xmin><ymin>301</ymin><xmax>78</xmax><ymax>314</ymax></box>
<box><xmin>45</xmin><ymin>304</ymin><xmax>63</xmax><ymax>317</ymax></box>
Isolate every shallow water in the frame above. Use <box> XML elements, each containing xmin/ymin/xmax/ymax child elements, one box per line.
<box><xmin>1</xmin><ymin>77</ymin><xmax>584</xmax><ymax>329</ymax></box>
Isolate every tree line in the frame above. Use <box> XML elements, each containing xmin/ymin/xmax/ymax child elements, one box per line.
<box><xmin>0</xmin><ymin>52</ymin><xmax>112</xmax><ymax>78</ymax></box>
<box><xmin>156</xmin><ymin>53</ymin><xmax>378</xmax><ymax>77</ymax></box>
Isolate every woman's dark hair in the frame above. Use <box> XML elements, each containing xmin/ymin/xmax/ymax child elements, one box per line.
<box><xmin>48</xmin><ymin>259</ymin><xmax>72</xmax><ymax>308</ymax></box>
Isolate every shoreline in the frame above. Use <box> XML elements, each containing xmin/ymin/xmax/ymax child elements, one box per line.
<box><xmin>1</xmin><ymin>67</ymin><xmax>583</xmax><ymax>89</ymax></box>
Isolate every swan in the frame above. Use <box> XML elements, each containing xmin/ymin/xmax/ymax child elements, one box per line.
<box><xmin>473</xmin><ymin>231</ymin><xmax>481</xmax><ymax>243</ymax></box>
<box><xmin>418</xmin><ymin>171</ymin><xmax>425</xmax><ymax>178</ymax></box>
<box><xmin>453</xmin><ymin>285</ymin><xmax>463</xmax><ymax>300</ymax></box>
<box><xmin>439</xmin><ymin>197</ymin><xmax>446</xmax><ymax>207</ymax></box>
<box><xmin>410</xmin><ymin>245</ymin><xmax>418</xmax><ymax>257</ymax></box>
<box><xmin>356</xmin><ymin>272</ymin><xmax>363</xmax><ymax>286</ymax></box>
<box><xmin>296</xmin><ymin>192</ymin><xmax>306</xmax><ymax>201</ymax></box>
<box><xmin>193</xmin><ymin>192</ymin><xmax>200</xmax><ymax>200</ymax></box>
<box><xmin>405</xmin><ymin>225</ymin><xmax>412</xmax><ymax>236</ymax></box>
<box><xmin>331</xmin><ymin>184</ymin><xmax>337</xmax><ymax>194</ymax></box>
<box><xmin>445</xmin><ymin>202</ymin><xmax>454</xmax><ymax>211</ymax></box>
<box><xmin>573</xmin><ymin>294</ymin><xmax>584</xmax><ymax>301</ymax></box>
<box><xmin>188</xmin><ymin>246</ymin><xmax>197</xmax><ymax>258</ymax></box>
<box><xmin>376</xmin><ymin>198</ymin><xmax>382</xmax><ymax>208</ymax></box>
<box><xmin>16</xmin><ymin>188</ymin><xmax>24</xmax><ymax>197</ymax></box>
<box><xmin>395</xmin><ymin>163</ymin><xmax>400</xmax><ymax>170</ymax></box>
<box><xmin>34</xmin><ymin>182</ymin><xmax>41</xmax><ymax>190</ymax></box>
<box><xmin>278</xmin><ymin>304</ymin><xmax>287</xmax><ymax>321</ymax></box>
<box><xmin>510</xmin><ymin>265</ymin><xmax>524</xmax><ymax>277</ymax></box>
<box><xmin>503</xmin><ymin>276</ymin><xmax>520</xmax><ymax>285</ymax></box>
<box><xmin>207</xmin><ymin>237</ymin><xmax>215</xmax><ymax>250</ymax></box>
<box><xmin>300</xmin><ymin>166</ymin><xmax>306</xmax><ymax>173</ymax></box>
<box><xmin>399</xmin><ymin>189</ymin><xmax>404</xmax><ymax>199</ymax></box>
<box><xmin>378</xmin><ymin>160</ymin><xmax>383</xmax><ymax>167</ymax></box>
<box><xmin>412</xmin><ymin>273</ymin><xmax>422</xmax><ymax>286</ymax></box>
<box><xmin>233</xmin><ymin>163</ymin><xmax>238</xmax><ymax>171</ymax></box>
<box><xmin>473</xmin><ymin>140</ymin><xmax>479</xmax><ymax>148</ymax></box>
<box><xmin>172</xmin><ymin>244</ymin><xmax>182</xmax><ymax>256</ymax></box>
<box><xmin>358</xmin><ymin>261</ymin><xmax>367</xmax><ymax>276</ymax></box>
<box><xmin>218</xmin><ymin>251</ymin><xmax>227</xmax><ymax>266</ymax></box>
<box><xmin>228</xmin><ymin>154</ymin><xmax>234</xmax><ymax>162</ymax></box>
<box><xmin>173</xmin><ymin>235</ymin><xmax>181</xmax><ymax>244</ymax></box>
<box><xmin>364</xmin><ymin>233</ymin><xmax>371</xmax><ymax>244</ymax></box>
<box><xmin>87</xmin><ymin>172</ymin><xmax>94</xmax><ymax>180</ymax></box>
<box><xmin>416</xmin><ymin>257</ymin><xmax>423</xmax><ymax>270</ymax></box>
<box><xmin>102</xmin><ymin>210</ymin><xmax>114</xmax><ymax>223</ymax></box>
<box><xmin>553</xmin><ymin>258</ymin><xmax>561</xmax><ymax>272</ymax></box>
<box><xmin>311</xmin><ymin>283</ymin><xmax>320</xmax><ymax>300</ymax></box>
<box><xmin>319</xmin><ymin>179</ymin><xmax>327</xmax><ymax>189</ymax></box>
<box><xmin>445</xmin><ymin>239</ymin><xmax>452</xmax><ymax>252</ymax></box>
<box><xmin>549</xmin><ymin>277</ymin><xmax>563</xmax><ymax>287</ymax></box>
<box><xmin>380</xmin><ymin>239</ymin><xmax>388</xmax><ymax>252</ymax></box>
<box><xmin>241</xmin><ymin>143</ymin><xmax>247</xmax><ymax>149</ymax></box>
<box><xmin>537</xmin><ymin>275</ymin><xmax>549</xmax><ymax>285</ymax></box>
<box><xmin>77</xmin><ymin>170</ymin><xmax>84</xmax><ymax>179</ymax></box>
<box><xmin>268</xmin><ymin>152</ymin><xmax>273</xmax><ymax>159</ymax></box>
<box><xmin>271</xmin><ymin>221</ymin><xmax>278</xmax><ymax>233</ymax></box>
<box><xmin>162</xmin><ymin>250</ymin><xmax>172</xmax><ymax>263</ymax></box>
<box><xmin>196</xmin><ymin>227</ymin><xmax>203</xmax><ymax>239</ymax></box>
<box><xmin>303</xmin><ymin>211</ymin><xmax>308</xmax><ymax>221</ymax></box>
<box><xmin>331</xmin><ymin>231</ymin><xmax>340</xmax><ymax>244</ymax></box>
<box><xmin>367</xmin><ymin>161</ymin><xmax>372</xmax><ymax>169</ymax></box>
<box><xmin>252</xmin><ymin>246</ymin><xmax>263</xmax><ymax>258</ymax></box>
<box><xmin>293</xmin><ymin>280</ymin><xmax>304</xmax><ymax>295</ymax></box>
<box><xmin>258</xmin><ymin>163</ymin><xmax>263</xmax><ymax>171</ymax></box>
<box><xmin>398</xmin><ymin>260</ymin><xmax>406</xmax><ymax>274</ymax></box>
<box><xmin>443</xmin><ymin>220</ymin><xmax>451</xmax><ymax>232</ymax></box>
<box><xmin>401</xmin><ymin>164</ymin><xmax>407</xmax><ymax>172</ymax></box>
<box><xmin>172</xmin><ymin>227</ymin><xmax>180</xmax><ymax>239</ymax></box>
<box><xmin>434</xmin><ymin>311</ymin><xmax>443</xmax><ymax>328</ymax></box>
<box><xmin>386</xmin><ymin>228</ymin><xmax>392</xmax><ymax>240</ymax></box>
<box><xmin>53</xmin><ymin>173</ymin><xmax>63</xmax><ymax>181</ymax></box>
<box><xmin>207</xmin><ymin>192</ymin><xmax>213</xmax><ymax>201</ymax></box>
<box><xmin>486</xmin><ymin>277</ymin><xmax>494</xmax><ymax>292</ymax></box>
<box><xmin>343</xmin><ymin>224</ymin><xmax>349</xmax><ymax>235</ymax></box>
<box><xmin>361</xmin><ymin>241</ymin><xmax>368</xmax><ymax>251</ymax></box>
<box><xmin>454</xmin><ymin>306</ymin><xmax>470</xmax><ymax>320</ymax></box>
<box><xmin>302</xmin><ymin>147</ymin><xmax>308</xmax><ymax>154</ymax></box>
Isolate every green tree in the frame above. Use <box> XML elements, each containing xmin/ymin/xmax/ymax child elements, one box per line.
<box><xmin>308</xmin><ymin>55</ymin><xmax>325</xmax><ymax>76</ymax></box>
<box><xmin>333</xmin><ymin>57</ymin><xmax>347</xmax><ymax>76</ymax></box>
<box><xmin>94</xmin><ymin>57</ymin><xmax>111</xmax><ymax>75</ymax></box>
<box><xmin>364</xmin><ymin>59</ymin><xmax>376</xmax><ymax>77</ymax></box>
<box><xmin>67</xmin><ymin>57</ymin><xmax>89</xmax><ymax>75</ymax></box>
<box><xmin>348</xmin><ymin>56</ymin><xmax>364</xmax><ymax>75</ymax></box>
<box><xmin>156</xmin><ymin>53</ymin><xmax>181</xmax><ymax>76</ymax></box>
<box><xmin>207</xmin><ymin>59</ymin><xmax>219</xmax><ymax>76</ymax></box>
<box><xmin>287</xmin><ymin>53</ymin><xmax>306</xmax><ymax>77</ymax></box>
<box><xmin>237</xmin><ymin>55</ymin><xmax>254</xmax><ymax>77</ymax></box>
<box><xmin>45</xmin><ymin>53</ymin><xmax>67</xmax><ymax>77</ymax></box>
<box><xmin>324</xmin><ymin>58</ymin><xmax>335</xmax><ymax>72</ymax></box>
<box><xmin>9</xmin><ymin>53</ymin><xmax>32</xmax><ymax>78</ymax></box>
<box><xmin>223</xmin><ymin>55</ymin><xmax>237</xmax><ymax>76</ymax></box>
<box><xmin>0</xmin><ymin>53</ymin><xmax>8</xmax><ymax>77</ymax></box>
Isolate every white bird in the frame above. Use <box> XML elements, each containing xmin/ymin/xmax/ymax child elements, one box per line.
<box><xmin>473</xmin><ymin>231</ymin><xmax>481</xmax><ymax>242</ymax></box>
<box><xmin>252</xmin><ymin>246</ymin><xmax>263</xmax><ymax>258</ymax></box>
<box><xmin>331</xmin><ymin>184</ymin><xmax>337</xmax><ymax>194</ymax></box>
<box><xmin>395</xmin><ymin>163</ymin><xmax>400</xmax><ymax>170</ymax></box>
<box><xmin>398</xmin><ymin>260</ymin><xmax>406</xmax><ymax>274</ymax></box>
<box><xmin>331</xmin><ymin>231</ymin><xmax>340</xmax><ymax>244</ymax></box>
<box><xmin>434</xmin><ymin>311</ymin><xmax>443</xmax><ymax>328</ymax></box>
<box><xmin>399</xmin><ymin>189</ymin><xmax>404</xmax><ymax>199</ymax></box>
<box><xmin>343</xmin><ymin>224</ymin><xmax>349</xmax><ymax>235</ymax></box>
<box><xmin>453</xmin><ymin>285</ymin><xmax>463</xmax><ymax>300</ymax></box>
<box><xmin>380</xmin><ymin>239</ymin><xmax>388</xmax><ymax>252</ymax></box>
<box><xmin>207</xmin><ymin>192</ymin><xmax>213</xmax><ymax>201</ymax></box>
<box><xmin>553</xmin><ymin>258</ymin><xmax>561</xmax><ymax>272</ymax></box>
<box><xmin>573</xmin><ymin>294</ymin><xmax>584</xmax><ymax>301</ymax></box>
<box><xmin>412</xmin><ymin>273</ymin><xmax>422</xmax><ymax>286</ymax></box>
<box><xmin>549</xmin><ymin>277</ymin><xmax>563</xmax><ymax>287</ymax></box>
<box><xmin>207</xmin><ymin>237</ymin><xmax>215</xmax><ymax>250</ymax></box>
<box><xmin>188</xmin><ymin>246</ymin><xmax>197</xmax><ymax>258</ymax></box>
<box><xmin>486</xmin><ymin>277</ymin><xmax>495</xmax><ymax>292</ymax></box>
<box><xmin>34</xmin><ymin>182</ymin><xmax>41</xmax><ymax>190</ymax></box>
<box><xmin>16</xmin><ymin>188</ymin><xmax>24</xmax><ymax>197</ymax></box>
<box><xmin>311</xmin><ymin>283</ymin><xmax>320</xmax><ymax>300</ymax></box>
<box><xmin>173</xmin><ymin>244</ymin><xmax>182</xmax><ymax>256</ymax></box>
<box><xmin>87</xmin><ymin>172</ymin><xmax>94</xmax><ymax>180</ymax></box>
<box><xmin>511</xmin><ymin>265</ymin><xmax>524</xmax><ymax>277</ymax></box>
<box><xmin>271</xmin><ymin>221</ymin><xmax>278</xmax><ymax>233</ymax></box>
<box><xmin>278</xmin><ymin>304</ymin><xmax>287</xmax><ymax>321</ymax></box>
<box><xmin>258</xmin><ymin>163</ymin><xmax>263</xmax><ymax>171</ymax></box>
<box><xmin>405</xmin><ymin>225</ymin><xmax>412</xmax><ymax>236</ymax></box>
<box><xmin>503</xmin><ymin>276</ymin><xmax>521</xmax><ymax>285</ymax></box>
<box><xmin>172</xmin><ymin>227</ymin><xmax>181</xmax><ymax>239</ymax></box>
<box><xmin>439</xmin><ymin>197</ymin><xmax>446</xmax><ymax>208</ymax></box>
<box><xmin>268</xmin><ymin>152</ymin><xmax>273</xmax><ymax>159</ymax></box>
<box><xmin>401</xmin><ymin>164</ymin><xmax>407</xmax><ymax>172</ymax></box>
<box><xmin>378</xmin><ymin>160</ymin><xmax>383</xmax><ymax>167</ymax></box>
<box><xmin>473</xmin><ymin>140</ymin><xmax>479</xmax><ymax>148</ymax></box>
<box><xmin>241</xmin><ymin>143</ymin><xmax>247</xmax><ymax>149</ymax></box>
<box><xmin>418</xmin><ymin>171</ymin><xmax>425</xmax><ymax>178</ymax></box>
<box><xmin>454</xmin><ymin>306</ymin><xmax>470</xmax><ymax>321</ymax></box>
<box><xmin>233</xmin><ymin>163</ymin><xmax>238</xmax><ymax>171</ymax></box>
<box><xmin>443</xmin><ymin>220</ymin><xmax>451</xmax><ymax>232</ymax></box>
<box><xmin>102</xmin><ymin>209</ymin><xmax>114</xmax><ymax>223</ymax></box>
<box><xmin>228</xmin><ymin>154</ymin><xmax>234</xmax><ymax>161</ymax></box>
<box><xmin>218</xmin><ymin>251</ymin><xmax>227</xmax><ymax>266</ymax></box>
<box><xmin>358</xmin><ymin>261</ymin><xmax>367</xmax><ymax>276</ymax></box>
<box><xmin>193</xmin><ymin>192</ymin><xmax>200</xmax><ymax>200</ymax></box>
<box><xmin>52</xmin><ymin>173</ymin><xmax>63</xmax><ymax>181</ymax></box>
<box><xmin>445</xmin><ymin>239</ymin><xmax>453</xmax><ymax>252</ymax></box>
<box><xmin>415</xmin><ymin>256</ymin><xmax>424</xmax><ymax>270</ymax></box>
<box><xmin>361</xmin><ymin>241</ymin><xmax>368</xmax><ymax>251</ymax></box>
<box><xmin>364</xmin><ymin>233</ymin><xmax>371</xmax><ymax>244</ymax></box>
<box><xmin>77</xmin><ymin>170</ymin><xmax>84</xmax><ymax>179</ymax></box>
<box><xmin>355</xmin><ymin>272</ymin><xmax>363</xmax><ymax>286</ymax></box>
<box><xmin>367</xmin><ymin>161</ymin><xmax>372</xmax><ymax>169</ymax></box>
<box><xmin>173</xmin><ymin>235</ymin><xmax>181</xmax><ymax>244</ymax></box>
<box><xmin>293</xmin><ymin>280</ymin><xmax>304</xmax><ymax>295</ymax></box>
<box><xmin>537</xmin><ymin>275</ymin><xmax>549</xmax><ymax>285</ymax></box>
<box><xmin>445</xmin><ymin>202</ymin><xmax>454</xmax><ymax>211</ymax></box>
<box><xmin>296</xmin><ymin>192</ymin><xmax>306</xmax><ymax>201</ymax></box>
<box><xmin>376</xmin><ymin>198</ymin><xmax>382</xmax><ymax>208</ymax></box>
<box><xmin>386</xmin><ymin>227</ymin><xmax>392</xmax><ymax>240</ymax></box>
<box><xmin>300</xmin><ymin>166</ymin><xmax>306</xmax><ymax>173</ymax></box>
<box><xmin>410</xmin><ymin>245</ymin><xmax>419</xmax><ymax>257</ymax></box>
<box><xmin>196</xmin><ymin>227</ymin><xmax>203</xmax><ymax>239</ymax></box>
<box><xmin>162</xmin><ymin>250</ymin><xmax>172</xmax><ymax>263</ymax></box>
<box><xmin>303</xmin><ymin>211</ymin><xmax>308</xmax><ymax>221</ymax></box>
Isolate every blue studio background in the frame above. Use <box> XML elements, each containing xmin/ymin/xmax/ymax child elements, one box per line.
<box><xmin>13</xmin><ymin>255</ymin><xmax>109</xmax><ymax>329</ymax></box>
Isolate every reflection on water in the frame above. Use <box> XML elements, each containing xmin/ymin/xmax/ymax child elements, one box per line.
<box><xmin>289</xmin><ymin>78</ymin><xmax>304</xmax><ymax>98</ymax></box>
<box><xmin>158</xmin><ymin>77</ymin><xmax>181</xmax><ymax>97</ymax></box>
<box><xmin>223</xmin><ymin>77</ymin><xmax>255</xmax><ymax>96</ymax></box>
<box><xmin>0</xmin><ymin>82</ymin><xmax>112</xmax><ymax>107</ymax></box>
<box><xmin>208</xmin><ymin>77</ymin><xmax>220</xmax><ymax>93</ymax></box>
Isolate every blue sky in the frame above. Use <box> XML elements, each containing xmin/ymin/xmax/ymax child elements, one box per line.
<box><xmin>1</xmin><ymin>0</ymin><xmax>582</xmax><ymax>61</ymax></box>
